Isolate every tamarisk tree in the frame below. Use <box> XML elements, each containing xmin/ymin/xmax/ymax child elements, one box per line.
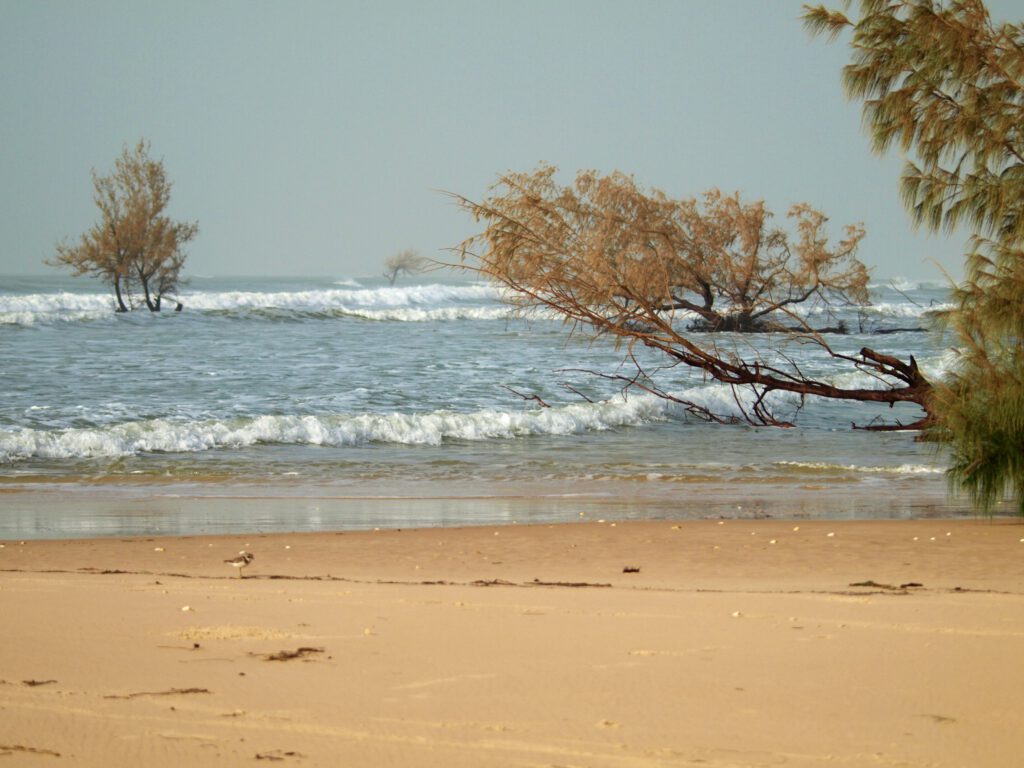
<box><xmin>805</xmin><ymin>0</ymin><xmax>1024</xmax><ymax>512</ymax></box>
<box><xmin>383</xmin><ymin>249</ymin><xmax>428</xmax><ymax>285</ymax></box>
<box><xmin>454</xmin><ymin>166</ymin><xmax>933</xmax><ymax>429</ymax></box>
<box><xmin>52</xmin><ymin>140</ymin><xmax>198</xmax><ymax>312</ymax></box>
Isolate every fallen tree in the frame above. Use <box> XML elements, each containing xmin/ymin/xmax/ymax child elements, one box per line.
<box><xmin>454</xmin><ymin>166</ymin><xmax>933</xmax><ymax>430</ymax></box>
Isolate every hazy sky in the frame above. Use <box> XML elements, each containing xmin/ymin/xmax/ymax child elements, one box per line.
<box><xmin>2</xmin><ymin>1</ymin><xmax>1019</xmax><ymax>280</ymax></box>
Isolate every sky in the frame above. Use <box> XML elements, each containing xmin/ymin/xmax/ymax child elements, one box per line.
<box><xmin>2</xmin><ymin>0</ymin><xmax>1020</xmax><ymax>281</ymax></box>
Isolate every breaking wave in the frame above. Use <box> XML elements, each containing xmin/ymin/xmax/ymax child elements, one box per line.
<box><xmin>0</xmin><ymin>282</ymin><xmax>506</xmax><ymax>326</ymax></box>
<box><xmin>774</xmin><ymin>461</ymin><xmax>943</xmax><ymax>475</ymax></box>
<box><xmin>0</xmin><ymin>395</ymin><xmax>676</xmax><ymax>462</ymax></box>
<box><xmin>0</xmin><ymin>279</ymin><xmax>950</xmax><ymax>328</ymax></box>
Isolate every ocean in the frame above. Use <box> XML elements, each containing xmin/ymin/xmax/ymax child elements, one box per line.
<box><xmin>0</xmin><ymin>273</ymin><xmax>972</xmax><ymax>538</ymax></box>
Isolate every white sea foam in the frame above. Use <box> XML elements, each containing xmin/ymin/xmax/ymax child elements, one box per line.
<box><xmin>180</xmin><ymin>283</ymin><xmax>501</xmax><ymax>311</ymax></box>
<box><xmin>2</xmin><ymin>280</ymin><xmax>948</xmax><ymax>328</ymax></box>
<box><xmin>858</xmin><ymin>301</ymin><xmax>951</xmax><ymax>319</ymax></box>
<box><xmin>774</xmin><ymin>460</ymin><xmax>943</xmax><ymax>475</ymax></box>
<box><xmin>0</xmin><ymin>394</ymin><xmax>674</xmax><ymax>461</ymax></box>
<box><xmin>0</xmin><ymin>292</ymin><xmax>118</xmax><ymax>325</ymax></box>
<box><xmin>0</xmin><ymin>283</ymin><xmax>507</xmax><ymax>326</ymax></box>
<box><xmin>341</xmin><ymin>306</ymin><xmax>512</xmax><ymax>322</ymax></box>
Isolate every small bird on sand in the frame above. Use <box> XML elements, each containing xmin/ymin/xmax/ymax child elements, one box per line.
<box><xmin>224</xmin><ymin>551</ymin><xmax>254</xmax><ymax>578</ymax></box>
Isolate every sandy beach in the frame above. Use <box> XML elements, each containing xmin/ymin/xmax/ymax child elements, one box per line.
<box><xmin>2</xmin><ymin>517</ymin><xmax>1023</xmax><ymax>767</ymax></box>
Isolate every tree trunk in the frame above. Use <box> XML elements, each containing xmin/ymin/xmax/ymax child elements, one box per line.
<box><xmin>140</xmin><ymin>273</ymin><xmax>160</xmax><ymax>311</ymax></box>
<box><xmin>113</xmin><ymin>275</ymin><xmax>129</xmax><ymax>313</ymax></box>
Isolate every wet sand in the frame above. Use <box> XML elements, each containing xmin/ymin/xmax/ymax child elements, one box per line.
<box><xmin>2</xmin><ymin>518</ymin><xmax>1023</xmax><ymax>766</ymax></box>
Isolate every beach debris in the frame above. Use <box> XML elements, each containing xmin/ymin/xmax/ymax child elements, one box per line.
<box><xmin>622</xmin><ymin>566</ymin><xmax>641</xmax><ymax>573</ymax></box>
<box><xmin>181</xmin><ymin>605</ymin><xmax>194</xmax><ymax>612</ymax></box>
<box><xmin>792</xmin><ymin>526</ymin><xmax>800</xmax><ymax>531</ymax></box>
<box><xmin>105</xmin><ymin>687</ymin><xmax>210</xmax><ymax>700</ymax></box>
<box><xmin>0</xmin><ymin>744</ymin><xmax>61</xmax><ymax>758</ymax></box>
<box><xmin>850</xmin><ymin>580</ymin><xmax>897</xmax><ymax>590</ymax></box>
<box><xmin>153</xmin><ymin>546</ymin><xmax>165</xmax><ymax>552</ymax></box>
<box><xmin>849</xmin><ymin>580</ymin><xmax>923</xmax><ymax>591</ymax></box>
<box><xmin>769</xmin><ymin>539</ymin><xmax>778</xmax><ymax>545</ymax></box>
<box><xmin>21</xmin><ymin>679</ymin><xmax>57</xmax><ymax>687</ymax></box>
<box><xmin>531</xmin><ymin>578</ymin><xmax>612</xmax><ymax>588</ymax></box>
<box><xmin>731</xmin><ymin>611</ymin><xmax>743</xmax><ymax>618</ymax></box>
<box><xmin>826</xmin><ymin>532</ymin><xmax>835</xmax><ymax>537</ymax></box>
<box><xmin>258</xmin><ymin>647</ymin><xmax>324</xmax><ymax>662</ymax></box>
<box><xmin>255</xmin><ymin>750</ymin><xmax>305</xmax><ymax>762</ymax></box>
<box><xmin>472</xmin><ymin>578</ymin><xmax>516</xmax><ymax>587</ymax></box>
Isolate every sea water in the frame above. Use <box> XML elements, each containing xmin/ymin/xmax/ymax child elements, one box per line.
<box><xmin>0</xmin><ymin>273</ymin><xmax>972</xmax><ymax>537</ymax></box>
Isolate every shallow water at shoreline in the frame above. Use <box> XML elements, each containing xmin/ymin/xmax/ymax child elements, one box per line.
<box><xmin>0</xmin><ymin>474</ymin><xmax>980</xmax><ymax>540</ymax></box>
<box><xmin>1</xmin><ymin>274</ymin><xmax>972</xmax><ymax>537</ymax></box>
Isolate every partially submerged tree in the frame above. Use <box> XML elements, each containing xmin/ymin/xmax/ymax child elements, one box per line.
<box><xmin>454</xmin><ymin>166</ymin><xmax>933</xmax><ymax>429</ymax></box>
<box><xmin>804</xmin><ymin>0</ymin><xmax>1024</xmax><ymax>511</ymax></box>
<box><xmin>383</xmin><ymin>249</ymin><xmax>427</xmax><ymax>285</ymax></box>
<box><xmin>51</xmin><ymin>140</ymin><xmax>198</xmax><ymax>312</ymax></box>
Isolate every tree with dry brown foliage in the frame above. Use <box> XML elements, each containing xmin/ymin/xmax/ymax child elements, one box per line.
<box><xmin>383</xmin><ymin>249</ymin><xmax>427</xmax><ymax>285</ymax></box>
<box><xmin>454</xmin><ymin>166</ymin><xmax>933</xmax><ymax>429</ymax></box>
<box><xmin>51</xmin><ymin>140</ymin><xmax>198</xmax><ymax>312</ymax></box>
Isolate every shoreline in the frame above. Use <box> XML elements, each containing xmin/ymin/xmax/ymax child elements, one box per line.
<box><xmin>0</xmin><ymin>480</ymin><xmax>981</xmax><ymax>540</ymax></box>
<box><xmin>3</xmin><ymin>518</ymin><xmax>1023</xmax><ymax>766</ymax></box>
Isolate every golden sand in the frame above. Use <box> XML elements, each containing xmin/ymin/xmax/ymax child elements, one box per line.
<box><xmin>2</xmin><ymin>518</ymin><xmax>1023</xmax><ymax>766</ymax></box>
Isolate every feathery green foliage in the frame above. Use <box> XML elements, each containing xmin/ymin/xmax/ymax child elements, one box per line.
<box><xmin>805</xmin><ymin>0</ymin><xmax>1024</xmax><ymax>513</ymax></box>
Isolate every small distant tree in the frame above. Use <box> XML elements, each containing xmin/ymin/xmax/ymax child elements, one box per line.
<box><xmin>804</xmin><ymin>0</ymin><xmax>1024</xmax><ymax>512</ymax></box>
<box><xmin>383</xmin><ymin>249</ymin><xmax>427</xmax><ymax>285</ymax></box>
<box><xmin>51</xmin><ymin>140</ymin><xmax>198</xmax><ymax>312</ymax></box>
<box><xmin>454</xmin><ymin>166</ymin><xmax>933</xmax><ymax>429</ymax></box>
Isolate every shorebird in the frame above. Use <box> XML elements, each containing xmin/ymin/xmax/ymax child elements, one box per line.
<box><xmin>224</xmin><ymin>551</ymin><xmax>254</xmax><ymax>578</ymax></box>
